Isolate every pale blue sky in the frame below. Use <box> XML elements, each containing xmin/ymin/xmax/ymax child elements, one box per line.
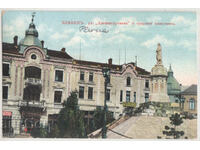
<box><xmin>2</xmin><ymin>11</ymin><xmax>197</xmax><ymax>86</ymax></box>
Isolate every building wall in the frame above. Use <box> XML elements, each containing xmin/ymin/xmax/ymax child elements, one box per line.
<box><xmin>2</xmin><ymin>46</ymin><xmax>151</xmax><ymax>135</ymax></box>
<box><xmin>182</xmin><ymin>95</ymin><xmax>197</xmax><ymax>114</ymax></box>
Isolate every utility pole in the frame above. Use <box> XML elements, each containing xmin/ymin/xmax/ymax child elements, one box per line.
<box><xmin>119</xmin><ymin>49</ymin><xmax>120</xmax><ymax>65</ymax></box>
<box><xmin>135</xmin><ymin>56</ymin><xmax>137</xmax><ymax>66</ymax></box>
<box><xmin>125</xmin><ymin>47</ymin><xmax>126</xmax><ymax>64</ymax></box>
<box><xmin>79</xmin><ymin>39</ymin><xmax>81</xmax><ymax>60</ymax></box>
<box><xmin>102</xmin><ymin>67</ymin><xmax>110</xmax><ymax>138</ymax></box>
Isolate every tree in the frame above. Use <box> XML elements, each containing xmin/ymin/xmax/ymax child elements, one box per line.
<box><xmin>162</xmin><ymin>113</ymin><xmax>185</xmax><ymax>139</ymax></box>
<box><xmin>50</xmin><ymin>91</ymin><xmax>87</xmax><ymax>138</ymax></box>
<box><xmin>86</xmin><ymin>106</ymin><xmax>115</xmax><ymax>134</ymax></box>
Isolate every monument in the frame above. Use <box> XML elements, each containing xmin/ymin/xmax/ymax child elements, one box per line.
<box><xmin>150</xmin><ymin>43</ymin><xmax>170</xmax><ymax>102</ymax></box>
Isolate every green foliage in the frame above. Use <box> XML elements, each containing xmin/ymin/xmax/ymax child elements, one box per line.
<box><xmin>49</xmin><ymin>91</ymin><xmax>87</xmax><ymax>138</ymax></box>
<box><xmin>30</xmin><ymin>126</ymin><xmax>48</xmax><ymax>138</ymax></box>
<box><xmin>89</xmin><ymin>107</ymin><xmax>114</xmax><ymax>133</ymax></box>
<box><xmin>39</xmin><ymin>127</ymin><xmax>48</xmax><ymax>138</ymax></box>
<box><xmin>169</xmin><ymin>113</ymin><xmax>183</xmax><ymax>126</ymax></box>
<box><xmin>162</xmin><ymin>113</ymin><xmax>185</xmax><ymax>139</ymax></box>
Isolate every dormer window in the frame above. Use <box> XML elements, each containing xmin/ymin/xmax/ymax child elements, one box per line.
<box><xmin>127</xmin><ymin>77</ymin><xmax>131</xmax><ymax>86</ymax></box>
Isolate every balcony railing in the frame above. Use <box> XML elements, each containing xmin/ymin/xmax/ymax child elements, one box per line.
<box><xmin>18</xmin><ymin>100</ymin><xmax>46</xmax><ymax>108</ymax></box>
<box><xmin>25</xmin><ymin>78</ymin><xmax>42</xmax><ymax>85</ymax></box>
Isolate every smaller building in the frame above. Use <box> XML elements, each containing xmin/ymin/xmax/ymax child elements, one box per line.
<box><xmin>181</xmin><ymin>84</ymin><xmax>197</xmax><ymax>114</ymax></box>
<box><xmin>167</xmin><ymin>65</ymin><xmax>181</xmax><ymax>103</ymax></box>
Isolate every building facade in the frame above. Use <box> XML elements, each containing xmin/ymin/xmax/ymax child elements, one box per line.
<box><xmin>2</xmin><ymin>17</ymin><xmax>152</xmax><ymax>136</ymax></box>
<box><xmin>181</xmin><ymin>84</ymin><xmax>197</xmax><ymax>114</ymax></box>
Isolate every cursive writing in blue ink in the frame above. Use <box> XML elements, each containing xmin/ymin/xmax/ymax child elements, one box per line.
<box><xmin>79</xmin><ymin>26</ymin><xmax>109</xmax><ymax>33</ymax></box>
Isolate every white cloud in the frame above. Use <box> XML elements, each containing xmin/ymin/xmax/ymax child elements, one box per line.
<box><xmin>63</xmin><ymin>36</ymin><xmax>87</xmax><ymax>48</ymax></box>
<box><xmin>177</xmin><ymin>40</ymin><xmax>196</xmax><ymax>51</ymax></box>
<box><xmin>3</xmin><ymin>15</ymin><xmax>30</xmax><ymax>42</ymax></box>
<box><xmin>37</xmin><ymin>24</ymin><xmax>53</xmax><ymax>34</ymax></box>
<box><xmin>50</xmin><ymin>29</ymin><xmax>74</xmax><ymax>40</ymax></box>
<box><xmin>146</xmin><ymin>16</ymin><xmax>162</xmax><ymax>22</ymax></box>
<box><xmin>141</xmin><ymin>35</ymin><xmax>174</xmax><ymax>48</ymax></box>
<box><xmin>107</xmin><ymin>33</ymin><xmax>134</xmax><ymax>43</ymax></box>
<box><xmin>170</xmin><ymin>16</ymin><xmax>196</xmax><ymax>34</ymax></box>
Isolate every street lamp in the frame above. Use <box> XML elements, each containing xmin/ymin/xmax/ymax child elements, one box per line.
<box><xmin>178</xmin><ymin>84</ymin><xmax>185</xmax><ymax>111</ymax></box>
<box><xmin>102</xmin><ymin>67</ymin><xmax>110</xmax><ymax>138</ymax></box>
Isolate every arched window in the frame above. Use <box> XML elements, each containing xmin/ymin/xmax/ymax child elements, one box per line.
<box><xmin>189</xmin><ymin>99</ymin><xmax>195</xmax><ymax>110</ymax></box>
<box><xmin>25</xmin><ymin>66</ymin><xmax>41</xmax><ymax>79</ymax></box>
<box><xmin>127</xmin><ymin>77</ymin><xmax>131</xmax><ymax>86</ymax></box>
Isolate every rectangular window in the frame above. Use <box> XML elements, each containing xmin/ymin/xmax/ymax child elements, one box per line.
<box><xmin>88</xmin><ymin>87</ymin><xmax>93</xmax><ymax>99</ymax></box>
<box><xmin>89</xmin><ymin>72</ymin><xmax>93</xmax><ymax>82</ymax></box>
<box><xmin>106</xmin><ymin>89</ymin><xmax>110</xmax><ymax>101</ymax></box>
<box><xmin>3</xmin><ymin>86</ymin><xmax>8</xmax><ymax>100</ymax></box>
<box><xmin>189</xmin><ymin>99</ymin><xmax>195</xmax><ymax>110</ymax></box>
<box><xmin>134</xmin><ymin>92</ymin><xmax>136</xmax><ymax>102</ymax></box>
<box><xmin>145</xmin><ymin>80</ymin><xmax>149</xmax><ymax>88</ymax></box>
<box><xmin>79</xmin><ymin>86</ymin><xmax>84</xmax><ymax>99</ymax></box>
<box><xmin>3</xmin><ymin>63</ymin><xmax>10</xmax><ymax>76</ymax></box>
<box><xmin>80</xmin><ymin>71</ymin><xmax>84</xmax><ymax>81</ymax></box>
<box><xmin>54</xmin><ymin>91</ymin><xmax>62</xmax><ymax>103</ymax></box>
<box><xmin>126</xmin><ymin>91</ymin><xmax>130</xmax><ymax>102</ymax></box>
<box><xmin>145</xmin><ymin>93</ymin><xmax>149</xmax><ymax>103</ymax></box>
<box><xmin>120</xmin><ymin>90</ymin><xmax>123</xmax><ymax>102</ymax></box>
<box><xmin>55</xmin><ymin>70</ymin><xmax>63</xmax><ymax>82</ymax></box>
<box><xmin>127</xmin><ymin>77</ymin><xmax>131</xmax><ymax>86</ymax></box>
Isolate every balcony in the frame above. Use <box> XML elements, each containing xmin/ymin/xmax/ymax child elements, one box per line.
<box><xmin>144</xmin><ymin>87</ymin><xmax>150</xmax><ymax>91</ymax></box>
<box><xmin>18</xmin><ymin>100</ymin><xmax>46</xmax><ymax>109</ymax></box>
<box><xmin>25</xmin><ymin>78</ymin><xmax>42</xmax><ymax>85</ymax></box>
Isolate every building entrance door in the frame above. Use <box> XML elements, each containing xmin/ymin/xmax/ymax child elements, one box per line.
<box><xmin>2</xmin><ymin>111</ymin><xmax>13</xmax><ymax>137</ymax></box>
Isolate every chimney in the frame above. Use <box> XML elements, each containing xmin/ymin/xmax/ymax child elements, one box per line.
<box><xmin>13</xmin><ymin>36</ymin><xmax>18</xmax><ymax>46</ymax></box>
<box><xmin>108</xmin><ymin>58</ymin><xmax>112</xmax><ymax>66</ymax></box>
<box><xmin>61</xmin><ymin>47</ymin><xmax>66</xmax><ymax>52</ymax></box>
<box><xmin>41</xmin><ymin>40</ymin><xmax>44</xmax><ymax>48</ymax></box>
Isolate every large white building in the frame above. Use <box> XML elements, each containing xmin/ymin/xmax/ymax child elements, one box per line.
<box><xmin>2</xmin><ymin>16</ymin><xmax>167</xmax><ymax>136</ymax></box>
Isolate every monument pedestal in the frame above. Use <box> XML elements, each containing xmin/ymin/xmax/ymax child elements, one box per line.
<box><xmin>150</xmin><ymin>64</ymin><xmax>170</xmax><ymax>103</ymax></box>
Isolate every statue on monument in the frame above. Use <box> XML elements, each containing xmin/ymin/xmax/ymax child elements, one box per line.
<box><xmin>156</xmin><ymin>43</ymin><xmax>162</xmax><ymax>65</ymax></box>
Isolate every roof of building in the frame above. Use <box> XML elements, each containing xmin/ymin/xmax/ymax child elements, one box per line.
<box><xmin>181</xmin><ymin>84</ymin><xmax>197</xmax><ymax>95</ymax></box>
<box><xmin>2</xmin><ymin>42</ymin><xmax>73</xmax><ymax>59</ymax></box>
<box><xmin>2</xmin><ymin>43</ymin><xmax>20</xmax><ymax>54</ymax></box>
<box><xmin>167</xmin><ymin>65</ymin><xmax>181</xmax><ymax>95</ymax></box>
<box><xmin>2</xmin><ymin>42</ymin><xmax>150</xmax><ymax>75</ymax></box>
<box><xmin>19</xmin><ymin>20</ymin><xmax>42</xmax><ymax>50</ymax></box>
<box><xmin>47</xmin><ymin>49</ymin><xmax>73</xmax><ymax>59</ymax></box>
<box><xmin>73</xmin><ymin>60</ymin><xmax>150</xmax><ymax>75</ymax></box>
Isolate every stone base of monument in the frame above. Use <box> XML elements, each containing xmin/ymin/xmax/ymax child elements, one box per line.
<box><xmin>150</xmin><ymin>94</ymin><xmax>170</xmax><ymax>103</ymax></box>
<box><xmin>134</xmin><ymin>101</ymin><xmax>181</xmax><ymax>117</ymax></box>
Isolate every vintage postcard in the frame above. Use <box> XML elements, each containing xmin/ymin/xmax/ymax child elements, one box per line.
<box><xmin>1</xmin><ymin>10</ymin><xmax>197</xmax><ymax>139</ymax></box>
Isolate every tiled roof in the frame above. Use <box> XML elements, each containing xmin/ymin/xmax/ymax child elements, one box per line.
<box><xmin>74</xmin><ymin>59</ymin><xmax>122</xmax><ymax>70</ymax></box>
<box><xmin>47</xmin><ymin>49</ymin><xmax>73</xmax><ymax>59</ymax></box>
<box><xmin>74</xmin><ymin>60</ymin><xmax>150</xmax><ymax>75</ymax></box>
<box><xmin>181</xmin><ymin>84</ymin><xmax>197</xmax><ymax>95</ymax></box>
<box><xmin>2</xmin><ymin>43</ymin><xmax>19</xmax><ymax>54</ymax></box>
<box><xmin>2</xmin><ymin>42</ymin><xmax>73</xmax><ymax>59</ymax></box>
